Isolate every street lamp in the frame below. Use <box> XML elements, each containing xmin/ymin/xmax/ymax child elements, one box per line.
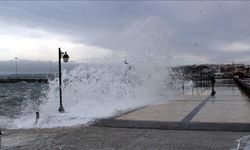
<box><xmin>58</xmin><ymin>47</ymin><xmax>70</xmax><ymax>113</ymax></box>
<box><xmin>15</xmin><ymin>57</ymin><xmax>18</xmax><ymax>76</ymax></box>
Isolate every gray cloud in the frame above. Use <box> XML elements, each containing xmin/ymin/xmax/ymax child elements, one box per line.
<box><xmin>0</xmin><ymin>1</ymin><xmax>250</xmax><ymax>65</ymax></box>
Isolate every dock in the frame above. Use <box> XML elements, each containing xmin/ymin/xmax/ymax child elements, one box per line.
<box><xmin>0</xmin><ymin>74</ymin><xmax>53</xmax><ymax>83</ymax></box>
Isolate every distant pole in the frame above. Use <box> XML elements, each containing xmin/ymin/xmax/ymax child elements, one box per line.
<box><xmin>49</xmin><ymin>61</ymin><xmax>52</xmax><ymax>74</ymax></box>
<box><xmin>15</xmin><ymin>57</ymin><xmax>18</xmax><ymax>76</ymax></box>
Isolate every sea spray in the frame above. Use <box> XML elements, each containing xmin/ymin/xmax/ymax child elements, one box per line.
<box><xmin>13</xmin><ymin>56</ymin><xmax>172</xmax><ymax>128</ymax></box>
<box><xmin>232</xmin><ymin>135</ymin><xmax>250</xmax><ymax>150</ymax></box>
<box><xmin>11</xmin><ymin>16</ymin><xmax>179</xmax><ymax>128</ymax></box>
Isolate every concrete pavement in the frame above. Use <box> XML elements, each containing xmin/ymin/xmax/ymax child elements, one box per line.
<box><xmin>96</xmin><ymin>80</ymin><xmax>250</xmax><ymax>131</ymax></box>
<box><xmin>1</xmin><ymin>126</ymin><xmax>249</xmax><ymax>150</ymax></box>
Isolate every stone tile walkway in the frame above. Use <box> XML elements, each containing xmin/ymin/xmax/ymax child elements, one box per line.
<box><xmin>96</xmin><ymin>80</ymin><xmax>250</xmax><ymax>131</ymax></box>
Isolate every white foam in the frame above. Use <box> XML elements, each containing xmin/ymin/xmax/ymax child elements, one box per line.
<box><xmin>9</xmin><ymin>16</ymin><xmax>181</xmax><ymax>128</ymax></box>
<box><xmin>232</xmin><ymin>135</ymin><xmax>250</xmax><ymax>150</ymax></box>
<box><xmin>12</xmin><ymin>58</ymin><xmax>173</xmax><ymax>128</ymax></box>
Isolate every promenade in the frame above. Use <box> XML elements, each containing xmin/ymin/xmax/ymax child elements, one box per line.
<box><xmin>96</xmin><ymin>79</ymin><xmax>250</xmax><ymax>131</ymax></box>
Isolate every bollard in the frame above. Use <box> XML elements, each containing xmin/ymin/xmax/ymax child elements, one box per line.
<box><xmin>36</xmin><ymin>112</ymin><xmax>39</xmax><ymax>119</ymax></box>
<box><xmin>182</xmin><ymin>81</ymin><xmax>185</xmax><ymax>94</ymax></box>
<box><xmin>35</xmin><ymin>112</ymin><xmax>39</xmax><ymax>125</ymax></box>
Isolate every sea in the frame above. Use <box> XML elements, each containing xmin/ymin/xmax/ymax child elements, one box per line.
<box><xmin>0</xmin><ymin>82</ymin><xmax>47</xmax><ymax>128</ymax></box>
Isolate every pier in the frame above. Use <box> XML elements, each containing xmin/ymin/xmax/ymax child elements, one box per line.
<box><xmin>0</xmin><ymin>74</ymin><xmax>53</xmax><ymax>83</ymax></box>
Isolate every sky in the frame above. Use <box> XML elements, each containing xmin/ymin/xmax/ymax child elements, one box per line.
<box><xmin>1</xmin><ymin>1</ymin><xmax>250</xmax><ymax>73</ymax></box>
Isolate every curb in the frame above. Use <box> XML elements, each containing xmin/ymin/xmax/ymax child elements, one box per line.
<box><xmin>94</xmin><ymin>119</ymin><xmax>250</xmax><ymax>132</ymax></box>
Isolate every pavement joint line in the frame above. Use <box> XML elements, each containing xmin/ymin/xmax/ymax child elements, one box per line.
<box><xmin>168</xmin><ymin>99</ymin><xmax>243</xmax><ymax>101</ymax></box>
<box><xmin>110</xmin><ymin>106</ymin><xmax>147</xmax><ymax>119</ymax></box>
<box><xmin>181</xmin><ymin>95</ymin><xmax>212</xmax><ymax>123</ymax></box>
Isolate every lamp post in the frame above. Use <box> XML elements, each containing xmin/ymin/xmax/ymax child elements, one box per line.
<box><xmin>15</xmin><ymin>57</ymin><xmax>18</xmax><ymax>76</ymax></box>
<box><xmin>58</xmin><ymin>48</ymin><xmax>70</xmax><ymax>113</ymax></box>
<box><xmin>49</xmin><ymin>60</ymin><xmax>52</xmax><ymax>74</ymax></box>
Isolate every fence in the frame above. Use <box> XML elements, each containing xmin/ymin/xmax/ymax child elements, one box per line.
<box><xmin>234</xmin><ymin>77</ymin><xmax>250</xmax><ymax>96</ymax></box>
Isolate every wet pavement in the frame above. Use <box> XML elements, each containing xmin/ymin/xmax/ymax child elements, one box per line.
<box><xmin>95</xmin><ymin>79</ymin><xmax>250</xmax><ymax>132</ymax></box>
<box><xmin>1</xmin><ymin>126</ymin><xmax>250</xmax><ymax>150</ymax></box>
<box><xmin>115</xmin><ymin>81</ymin><xmax>250</xmax><ymax>124</ymax></box>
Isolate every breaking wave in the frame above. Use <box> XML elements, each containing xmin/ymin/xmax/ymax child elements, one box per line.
<box><xmin>13</xmin><ymin>54</ymin><xmax>173</xmax><ymax>128</ymax></box>
<box><xmin>8</xmin><ymin>16</ymin><xmax>183</xmax><ymax>128</ymax></box>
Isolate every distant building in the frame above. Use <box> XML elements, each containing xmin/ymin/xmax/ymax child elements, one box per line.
<box><xmin>172</xmin><ymin>63</ymin><xmax>250</xmax><ymax>80</ymax></box>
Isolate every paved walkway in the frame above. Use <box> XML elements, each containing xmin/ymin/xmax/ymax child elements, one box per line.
<box><xmin>96</xmin><ymin>80</ymin><xmax>250</xmax><ymax>131</ymax></box>
<box><xmin>1</xmin><ymin>126</ymin><xmax>248</xmax><ymax>150</ymax></box>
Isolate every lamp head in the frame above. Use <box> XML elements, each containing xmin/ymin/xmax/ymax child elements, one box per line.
<box><xmin>63</xmin><ymin>52</ymin><xmax>69</xmax><ymax>62</ymax></box>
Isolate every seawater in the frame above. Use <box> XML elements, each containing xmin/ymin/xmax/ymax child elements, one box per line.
<box><xmin>0</xmin><ymin>82</ymin><xmax>48</xmax><ymax>128</ymax></box>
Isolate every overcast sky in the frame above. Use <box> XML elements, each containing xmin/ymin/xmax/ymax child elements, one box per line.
<box><xmin>0</xmin><ymin>1</ymin><xmax>250</xmax><ymax>72</ymax></box>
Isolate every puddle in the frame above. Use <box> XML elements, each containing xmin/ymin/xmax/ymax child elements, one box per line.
<box><xmin>0</xmin><ymin>132</ymin><xmax>39</xmax><ymax>149</ymax></box>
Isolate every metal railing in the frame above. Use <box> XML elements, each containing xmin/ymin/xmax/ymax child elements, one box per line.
<box><xmin>234</xmin><ymin>77</ymin><xmax>250</xmax><ymax>96</ymax></box>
